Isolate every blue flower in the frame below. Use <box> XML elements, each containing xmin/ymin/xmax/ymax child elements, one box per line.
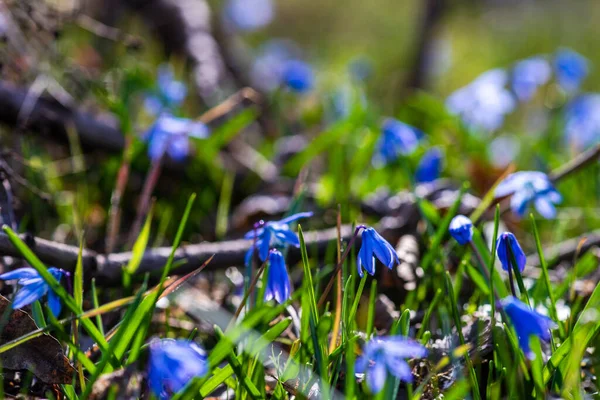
<box><xmin>489</xmin><ymin>135</ymin><xmax>520</xmax><ymax>168</ymax></box>
<box><xmin>250</xmin><ymin>40</ymin><xmax>313</xmax><ymax>93</ymax></box>
<box><xmin>415</xmin><ymin>147</ymin><xmax>443</xmax><ymax>183</ymax></box>
<box><xmin>144</xmin><ymin>114</ymin><xmax>210</xmax><ymax>162</ymax></box>
<box><xmin>244</xmin><ymin>212</ymin><xmax>313</xmax><ymax>265</ymax></box>
<box><xmin>554</xmin><ymin>49</ymin><xmax>588</xmax><ymax>93</ymax></box>
<box><xmin>446</xmin><ymin>69</ymin><xmax>515</xmax><ymax>132</ymax></box>
<box><xmin>564</xmin><ymin>94</ymin><xmax>600</xmax><ymax>150</ymax></box>
<box><xmin>265</xmin><ymin>249</ymin><xmax>291</xmax><ymax>304</ymax></box>
<box><xmin>282</xmin><ymin>60</ymin><xmax>314</xmax><ymax>93</ymax></box>
<box><xmin>449</xmin><ymin>215</ymin><xmax>473</xmax><ymax>245</ymax></box>
<box><xmin>511</xmin><ymin>56</ymin><xmax>551</xmax><ymax>102</ymax></box>
<box><xmin>223</xmin><ymin>0</ymin><xmax>274</xmax><ymax>32</ymax></box>
<box><xmin>0</xmin><ymin>267</ymin><xmax>66</xmax><ymax>317</ymax></box>
<box><xmin>501</xmin><ymin>296</ymin><xmax>556</xmax><ymax>359</ymax></box>
<box><xmin>357</xmin><ymin>227</ymin><xmax>399</xmax><ymax>278</ymax></box>
<box><xmin>330</xmin><ymin>84</ymin><xmax>367</xmax><ymax>121</ymax></box>
<box><xmin>144</xmin><ymin>66</ymin><xmax>187</xmax><ymax>115</ymax></box>
<box><xmin>356</xmin><ymin>336</ymin><xmax>427</xmax><ymax>394</ymax></box>
<box><xmin>348</xmin><ymin>57</ymin><xmax>373</xmax><ymax>82</ymax></box>
<box><xmin>148</xmin><ymin>339</ymin><xmax>208</xmax><ymax>399</ymax></box>
<box><xmin>375</xmin><ymin>118</ymin><xmax>422</xmax><ymax>164</ymax></box>
<box><xmin>495</xmin><ymin>171</ymin><xmax>562</xmax><ymax>219</ymax></box>
<box><xmin>496</xmin><ymin>232</ymin><xmax>526</xmax><ymax>273</ymax></box>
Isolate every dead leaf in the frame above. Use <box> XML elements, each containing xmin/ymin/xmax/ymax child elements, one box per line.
<box><xmin>0</xmin><ymin>295</ymin><xmax>75</xmax><ymax>384</ymax></box>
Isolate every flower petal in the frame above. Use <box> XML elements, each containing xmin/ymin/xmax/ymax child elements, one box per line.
<box><xmin>12</xmin><ymin>280</ymin><xmax>48</xmax><ymax>310</ymax></box>
<box><xmin>0</xmin><ymin>267</ymin><xmax>39</xmax><ymax>281</ymax></box>
<box><xmin>258</xmin><ymin>230</ymin><xmax>272</xmax><ymax>261</ymax></box>
<box><xmin>367</xmin><ymin>354</ymin><xmax>387</xmax><ymax>394</ymax></box>
<box><xmin>385</xmin><ymin>357</ymin><xmax>413</xmax><ymax>382</ymax></box>
<box><xmin>277</xmin><ymin>211</ymin><xmax>314</xmax><ymax>225</ymax></box>
<box><xmin>534</xmin><ymin>197</ymin><xmax>557</xmax><ymax>219</ymax></box>
<box><xmin>275</xmin><ymin>229</ymin><xmax>301</xmax><ymax>247</ymax></box>
<box><xmin>47</xmin><ymin>290</ymin><xmax>62</xmax><ymax>317</ymax></box>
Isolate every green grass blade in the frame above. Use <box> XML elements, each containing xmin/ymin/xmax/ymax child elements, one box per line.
<box><xmin>1</xmin><ymin>225</ymin><xmax>119</xmax><ymax>368</ymax></box>
<box><xmin>444</xmin><ymin>272</ymin><xmax>480</xmax><ymax>400</ymax></box>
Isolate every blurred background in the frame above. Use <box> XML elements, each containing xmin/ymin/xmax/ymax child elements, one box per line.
<box><xmin>0</xmin><ymin>0</ymin><xmax>598</xmax><ymax>253</ymax></box>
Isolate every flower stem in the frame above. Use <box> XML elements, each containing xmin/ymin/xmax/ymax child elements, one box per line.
<box><xmin>127</xmin><ymin>154</ymin><xmax>164</xmax><ymax>247</ymax></box>
<box><xmin>317</xmin><ymin>226</ymin><xmax>364</xmax><ymax>308</ymax></box>
<box><xmin>506</xmin><ymin>256</ymin><xmax>517</xmax><ymax>298</ymax></box>
<box><xmin>105</xmin><ymin>137</ymin><xmax>132</xmax><ymax>253</ymax></box>
<box><xmin>229</xmin><ymin>259</ymin><xmax>268</xmax><ymax>331</ymax></box>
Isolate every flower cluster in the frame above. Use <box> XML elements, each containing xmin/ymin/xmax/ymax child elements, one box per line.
<box><xmin>244</xmin><ymin>211</ymin><xmax>312</xmax><ymax>304</ymax></box>
<box><xmin>446</xmin><ymin>48</ymin><xmax>590</xmax><ymax>139</ymax></box>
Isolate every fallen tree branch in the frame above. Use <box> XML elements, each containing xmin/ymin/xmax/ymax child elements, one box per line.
<box><xmin>527</xmin><ymin>228</ymin><xmax>600</xmax><ymax>268</ymax></box>
<box><xmin>0</xmin><ymin>225</ymin><xmax>355</xmax><ymax>284</ymax></box>
<box><xmin>0</xmin><ymin>80</ymin><xmax>124</xmax><ymax>152</ymax></box>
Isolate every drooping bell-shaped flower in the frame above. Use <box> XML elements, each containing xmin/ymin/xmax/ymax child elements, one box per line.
<box><xmin>264</xmin><ymin>249</ymin><xmax>291</xmax><ymax>304</ymax></box>
<box><xmin>501</xmin><ymin>296</ymin><xmax>556</xmax><ymax>359</ymax></box>
<box><xmin>357</xmin><ymin>227</ymin><xmax>399</xmax><ymax>277</ymax></box>
<box><xmin>496</xmin><ymin>232</ymin><xmax>526</xmax><ymax>273</ymax></box>
<box><xmin>449</xmin><ymin>215</ymin><xmax>473</xmax><ymax>245</ymax></box>
<box><xmin>147</xmin><ymin>339</ymin><xmax>208</xmax><ymax>399</ymax></box>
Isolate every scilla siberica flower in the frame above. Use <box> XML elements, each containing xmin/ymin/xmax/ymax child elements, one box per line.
<box><xmin>244</xmin><ymin>212</ymin><xmax>313</xmax><ymax>265</ymax></box>
<box><xmin>147</xmin><ymin>339</ymin><xmax>208</xmax><ymax>399</ymax></box>
<box><xmin>0</xmin><ymin>267</ymin><xmax>66</xmax><ymax>316</ymax></box>
<box><xmin>223</xmin><ymin>0</ymin><xmax>274</xmax><ymax>32</ymax></box>
<box><xmin>357</xmin><ymin>227</ymin><xmax>399</xmax><ymax>277</ymax></box>
<box><xmin>282</xmin><ymin>60</ymin><xmax>314</xmax><ymax>93</ymax></box>
<box><xmin>415</xmin><ymin>147</ymin><xmax>443</xmax><ymax>183</ymax></box>
<box><xmin>265</xmin><ymin>249</ymin><xmax>291</xmax><ymax>304</ymax></box>
<box><xmin>375</xmin><ymin>118</ymin><xmax>422</xmax><ymax>164</ymax></box>
<box><xmin>495</xmin><ymin>171</ymin><xmax>562</xmax><ymax>219</ymax></box>
<box><xmin>356</xmin><ymin>336</ymin><xmax>427</xmax><ymax>394</ymax></box>
<box><xmin>449</xmin><ymin>215</ymin><xmax>473</xmax><ymax>245</ymax></box>
<box><xmin>554</xmin><ymin>49</ymin><xmax>588</xmax><ymax>94</ymax></box>
<box><xmin>446</xmin><ymin>69</ymin><xmax>515</xmax><ymax>132</ymax></box>
<box><xmin>564</xmin><ymin>94</ymin><xmax>600</xmax><ymax>150</ymax></box>
<box><xmin>144</xmin><ymin>114</ymin><xmax>210</xmax><ymax>162</ymax></box>
<box><xmin>250</xmin><ymin>40</ymin><xmax>314</xmax><ymax>93</ymax></box>
<box><xmin>496</xmin><ymin>232</ymin><xmax>526</xmax><ymax>273</ymax></box>
<box><xmin>511</xmin><ymin>56</ymin><xmax>551</xmax><ymax>102</ymax></box>
<box><xmin>144</xmin><ymin>66</ymin><xmax>187</xmax><ymax>116</ymax></box>
<box><xmin>501</xmin><ymin>296</ymin><xmax>556</xmax><ymax>359</ymax></box>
